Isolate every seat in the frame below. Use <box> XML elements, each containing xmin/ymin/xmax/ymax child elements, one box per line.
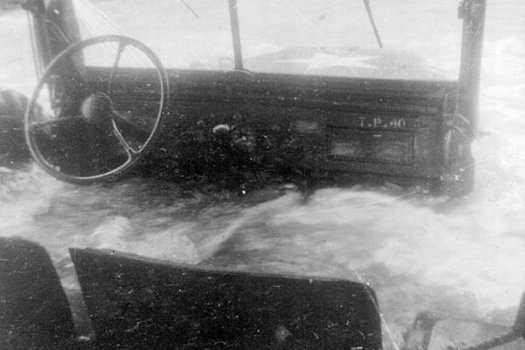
<box><xmin>0</xmin><ymin>237</ymin><xmax>75</xmax><ymax>349</ymax></box>
<box><xmin>71</xmin><ymin>248</ymin><xmax>383</xmax><ymax>349</ymax></box>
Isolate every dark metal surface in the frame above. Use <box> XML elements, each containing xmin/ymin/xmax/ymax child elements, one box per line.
<box><xmin>85</xmin><ymin>67</ymin><xmax>458</xmax><ymax>187</ymax></box>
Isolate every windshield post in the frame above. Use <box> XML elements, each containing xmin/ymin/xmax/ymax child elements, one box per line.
<box><xmin>458</xmin><ymin>0</ymin><xmax>486</xmax><ymax>138</ymax></box>
<box><xmin>23</xmin><ymin>0</ymin><xmax>51</xmax><ymax>79</ymax></box>
<box><xmin>228</xmin><ymin>0</ymin><xmax>244</xmax><ymax>70</ymax></box>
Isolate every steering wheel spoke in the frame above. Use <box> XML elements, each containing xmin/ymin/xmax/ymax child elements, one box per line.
<box><xmin>29</xmin><ymin>116</ymin><xmax>81</xmax><ymax>129</ymax></box>
<box><xmin>111</xmin><ymin>119</ymin><xmax>141</xmax><ymax>157</ymax></box>
<box><xmin>108</xmin><ymin>41</ymin><xmax>127</xmax><ymax>95</ymax></box>
<box><xmin>24</xmin><ymin>35</ymin><xmax>169</xmax><ymax>184</ymax></box>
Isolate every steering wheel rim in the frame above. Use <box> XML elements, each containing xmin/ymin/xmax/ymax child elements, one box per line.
<box><xmin>24</xmin><ymin>35</ymin><xmax>169</xmax><ymax>184</ymax></box>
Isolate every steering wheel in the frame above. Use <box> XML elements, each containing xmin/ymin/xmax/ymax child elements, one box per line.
<box><xmin>24</xmin><ymin>35</ymin><xmax>169</xmax><ymax>184</ymax></box>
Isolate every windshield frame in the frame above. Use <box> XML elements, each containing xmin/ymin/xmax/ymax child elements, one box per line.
<box><xmin>24</xmin><ymin>0</ymin><xmax>486</xmax><ymax>135</ymax></box>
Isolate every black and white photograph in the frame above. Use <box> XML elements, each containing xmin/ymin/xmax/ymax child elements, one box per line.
<box><xmin>0</xmin><ymin>0</ymin><xmax>524</xmax><ymax>349</ymax></box>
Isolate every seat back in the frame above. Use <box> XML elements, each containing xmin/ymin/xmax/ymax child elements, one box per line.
<box><xmin>0</xmin><ymin>237</ymin><xmax>75</xmax><ymax>348</ymax></box>
<box><xmin>71</xmin><ymin>248</ymin><xmax>382</xmax><ymax>349</ymax></box>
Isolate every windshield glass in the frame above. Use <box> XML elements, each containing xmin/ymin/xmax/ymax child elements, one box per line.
<box><xmin>74</xmin><ymin>0</ymin><xmax>234</xmax><ymax>70</ymax></box>
<box><xmin>74</xmin><ymin>0</ymin><xmax>462</xmax><ymax>80</ymax></box>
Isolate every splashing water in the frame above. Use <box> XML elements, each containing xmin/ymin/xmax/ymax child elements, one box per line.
<box><xmin>1</xmin><ymin>1</ymin><xmax>525</xmax><ymax>348</ymax></box>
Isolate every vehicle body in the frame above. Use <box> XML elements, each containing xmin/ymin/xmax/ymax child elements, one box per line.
<box><xmin>0</xmin><ymin>0</ymin><xmax>486</xmax><ymax>194</ymax></box>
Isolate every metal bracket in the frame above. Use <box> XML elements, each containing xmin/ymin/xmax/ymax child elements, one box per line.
<box><xmin>458</xmin><ymin>0</ymin><xmax>471</xmax><ymax>19</ymax></box>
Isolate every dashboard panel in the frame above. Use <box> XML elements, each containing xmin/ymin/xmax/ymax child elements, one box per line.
<box><xmin>84</xmin><ymin>67</ymin><xmax>459</xmax><ymax>187</ymax></box>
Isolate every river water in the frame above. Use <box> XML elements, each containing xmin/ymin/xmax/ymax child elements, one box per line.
<box><xmin>1</xmin><ymin>1</ymin><xmax>524</xmax><ymax>348</ymax></box>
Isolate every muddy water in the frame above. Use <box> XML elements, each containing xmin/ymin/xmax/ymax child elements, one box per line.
<box><xmin>1</xmin><ymin>1</ymin><xmax>525</xmax><ymax>348</ymax></box>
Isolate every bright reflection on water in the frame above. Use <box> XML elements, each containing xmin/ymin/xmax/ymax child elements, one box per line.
<box><xmin>1</xmin><ymin>1</ymin><xmax>525</xmax><ymax>348</ymax></box>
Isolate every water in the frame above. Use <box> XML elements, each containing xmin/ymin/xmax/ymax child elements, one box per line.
<box><xmin>1</xmin><ymin>1</ymin><xmax>525</xmax><ymax>348</ymax></box>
